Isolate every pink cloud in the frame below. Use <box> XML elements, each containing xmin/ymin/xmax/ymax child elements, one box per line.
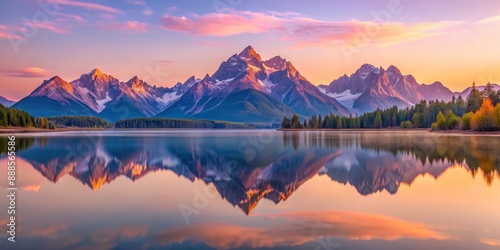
<box><xmin>4</xmin><ymin>67</ymin><xmax>51</xmax><ymax>78</ymax></box>
<box><xmin>22</xmin><ymin>20</ymin><xmax>70</xmax><ymax>34</ymax></box>
<box><xmin>280</xmin><ymin>19</ymin><xmax>464</xmax><ymax>47</ymax></box>
<box><xmin>161</xmin><ymin>10</ymin><xmax>463</xmax><ymax>47</ymax></box>
<box><xmin>50</xmin><ymin>0</ymin><xmax>123</xmax><ymax>14</ymax></box>
<box><xmin>23</xmin><ymin>184</ymin><xmax>42</xmax><ymax>192</ymax></box>
<box><xmin>143</xmin><ymin>9</ymin><xmax>153</xmax><ymax>16</ymax></box>
<box><xmin>161</xmin><ymin>11</ymin><xmax>282</xmax><ymax>36</ymax></box>
<box><xmin>56</xmin><ymin>12</ymin><xmax>84</xmax><ymax>22</ymax></box>
<box><xmin>108</xmin><ymin>21</ymin><xmax>149</xmax><ymax>32</ymax></box>
<box><xmin>156</xmin><ymin>210</ymin><xmax>447</xmax><ymax>249</ymax></box>
<box><xmin>0</xmin><ymin>24</ymin><xmax>27</xmax><ymax>40</ymax></box>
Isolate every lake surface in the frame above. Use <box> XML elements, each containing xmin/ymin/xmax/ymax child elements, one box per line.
<box><xmin>0</xmin><ymin>130</ymin><xmax>499</xmax><ymax>250</ymax></box>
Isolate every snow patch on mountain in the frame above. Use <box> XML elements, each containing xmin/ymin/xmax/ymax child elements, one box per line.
<box><xmin>326</xmin><ymin>90</ymin><xmax>362</xmax><ymax>109</ymax></box>
<box><xmin>258</xmin><ymin>78</ymin><xmax>275</xmax><ymax>93</ymax></box>
<box><xmin>157</xmin><ymin>92</ymin><xmax>182</xmax><ymax>107</ymax></box>
<box><xmin>393</xmin><ymin>77</ymin><xmax>400</xmax><ymax>87</ymax></box>
<box><xmin>96</xmin><ymin>94</ymin><xmax>112</xmax><ymax>112</ymax></box>
<box><xmin>215</xmin><ymin>77</ymin><xmax>236</xmax><ymax>87</ymax></box>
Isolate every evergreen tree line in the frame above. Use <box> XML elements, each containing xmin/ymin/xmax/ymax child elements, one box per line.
<box><xmin>115</xmin><ymin>118</ymin><xmax>257</xmax><ymax>129</ymax></box>
<box><xmin>0</xmin><ymin>104</ymin><xmax>54</xmax><ymax>129</ymax></box>
<box><xmin>282</xmin><ymin>82</ymin><xmax>500</xmax><ymax>131</ymax></box>
<box><xmin>47</xmin><ymin>116</ymin><xmax>110</xmax><ymax>128</ymax></box>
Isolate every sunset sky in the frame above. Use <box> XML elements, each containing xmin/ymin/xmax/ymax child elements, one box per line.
<box><xmin>1</xmin><ymin>0</ymin><xmax>500</xmax><ymax>100</ymax></box>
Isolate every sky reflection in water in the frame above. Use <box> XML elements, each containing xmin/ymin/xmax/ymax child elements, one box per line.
<box><xmin>0</xmin><ymin>130</ymin><xmax>499</xmax><ymax>250</ymax></box>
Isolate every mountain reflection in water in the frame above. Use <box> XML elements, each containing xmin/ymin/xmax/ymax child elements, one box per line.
<box><xmin>11</xmin><ymin>130</ymin><xmax>500</xmax><ymax>215</ymax></box>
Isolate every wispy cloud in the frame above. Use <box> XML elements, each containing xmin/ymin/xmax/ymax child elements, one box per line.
<box><xmin>143</xmin><ymin>9</ymin><xmax>153</xmax><ymax>16</ymax></box>
<box><xmin>22</xmin><ymin>20</ymin><xmax>71</xmax><ymax>34</ymax></box>
<box><xmin>49</xmin><ymin>0</ymin><xmax>123</xmax><ymax>14</ymax></box>
<box><xmin>127</xmin><ymin>0</ymin><xmax>145</xmax><ymax>6</ymax></box>
<box><xmin>56</xmin><ymin>12</ymin><xmax>85</xmax><ymax>22</ymax></box>
<box><xmin>0</xmin><ymin>25</ymin><xmax>26</xmax><ymax>40</ymax></box>
<box><xmin>4</xmin><ymin>67</ymin><xmax>51</xmax><ymax>78</ymax></box>
<box><xmin>475</xmin><ymin>15</ymin><xmax>500</xmax><ymax>24</ymax></box>
<box><xmin>107</xmin><ymin>21</ymin><xmax>149</xmax><ymax>32</ymax></box>
<box><xmin>161</xmin><ymin>10</ymin><xmax>463</xmax><ymax>47</ymax></box>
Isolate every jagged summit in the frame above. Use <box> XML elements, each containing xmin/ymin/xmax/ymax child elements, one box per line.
<box><xmin>264</xmin><ymin>56</ymin><xmax>288</xmax><ymax>71</ymax></box>
<box><xmin>89</xmin><ymin>68</ymin><xmax>103</xmax><ymax>75</ymax></box>
<box><xmin>238</xmin><ymin>45</ymin><xmax>260</xmax><ymax>59</ymax></box>
<box><xmin>387</xmin><ymin>65</ymin><xmax>402</xmax><ymax>75</ymax></box>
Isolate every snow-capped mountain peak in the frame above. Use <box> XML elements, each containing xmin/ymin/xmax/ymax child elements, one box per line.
<box><xmin>323</xmin><ymin>64</ymin><xmax>454</xmax><ymax>113</ymax></box>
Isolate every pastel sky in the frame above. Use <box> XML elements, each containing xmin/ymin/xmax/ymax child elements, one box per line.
<box><xmin>1</xmin><ymin>0</ymin><xmax>500</xmax><ymax>100</ymax></box>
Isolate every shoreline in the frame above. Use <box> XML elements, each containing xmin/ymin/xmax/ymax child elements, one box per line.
<box><xmin>0</xmin><ymin>127</ymin><xmax>107</xmax><ymax>134</ymax></box>
<box><xmin>277</xmin><ymin>128</ymin><xmax>500</xmax><ymax>135</ymax></box>
<box><xmin>2</xmin><ymin>127</ymin><xmax>499</xmax><ymax>135</ymax></box>
<box><xmin>277</xmin><ymin>128</ymin><xmax>429</xmax><ymax>132</ymax></box>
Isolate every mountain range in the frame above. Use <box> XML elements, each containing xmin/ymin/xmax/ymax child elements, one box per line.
<box><xmin>318</xmin><ymin>64</ymin><xmax>454</xmax><ymax>113</ymax></box>
<box><xmin>8</xmin><ymin>46</ymin><xmax>500</xmax><ymax>122</ymax></box>
<box><xmin>0</xmin><ymin>96</ymin><xmax>15</xmax><ymax>107</ymax></box>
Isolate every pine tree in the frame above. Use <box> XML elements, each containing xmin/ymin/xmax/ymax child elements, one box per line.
<box><xmin>281</xmin><ymin>116</ymin><xmax>291</xmax><ymax>129</ymax></box>
<box><xmin>466</xmin><ymin>82</ymin><xmax>483</xmax><ymax>112</ymax></box>
<box><xmin>362</xmin><ymin>115</ymin><xmax>370</xmax><ymax>128</ymax></box>
<box><xmin>291</xmin><ymin>114</ymin><xmax>302</xmax><ymax>128</ymax></box>
<box><xmin>373</xmin><ymin>112</ymin><xmax>383</xmax><ymax>129</ymax></box>
<box><xmin>337</xmin><ymin>117</ymin><xmax>343</xmax><ymax>129</ymax></box>
<box><xmin>483</xmin><ymin>82</ymin><xmax>495</xmax><ymax>99</ymax></box>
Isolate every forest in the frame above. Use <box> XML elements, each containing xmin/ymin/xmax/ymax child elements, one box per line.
<box><xmin>0</xmin><ymin>104</ymin><xmax>54</xmax><ymax>129</ymax></box>
<box><xmin>47</xmin><ymin>116</ymin><xmax>110</xmax><ymax>128</ymax></box>
<box><xmin>114</xmin><ymin>118</ymin><xmax>260</xmax><ymax>129</ymax></box>
<box><xmin>281</xmin><ymin>82</ymin><xmax>500</xmax><ymax>132</ymax></box>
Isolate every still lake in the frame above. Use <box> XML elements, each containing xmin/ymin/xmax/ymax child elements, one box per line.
<box><xmin>0</xmin><ymin>130</ymin><xmax>499</xmax><ymax>250</ymax></box>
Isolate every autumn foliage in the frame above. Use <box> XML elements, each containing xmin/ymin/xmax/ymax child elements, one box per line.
<box><xmin>471</xmin><ymin>98</ymin><xmax>497</xmax><ymax>131</ymax></box>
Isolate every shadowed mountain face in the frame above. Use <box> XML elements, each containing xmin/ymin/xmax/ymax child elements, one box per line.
<box><xmin>0</xmin><ymin>96</ymin><xmax>15</xmax><ymax>107</ymax></box>
<box><xmin>9</xmin><ymin>131</ymin><xmax>500</xmax><ymax>214</ymax></box>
